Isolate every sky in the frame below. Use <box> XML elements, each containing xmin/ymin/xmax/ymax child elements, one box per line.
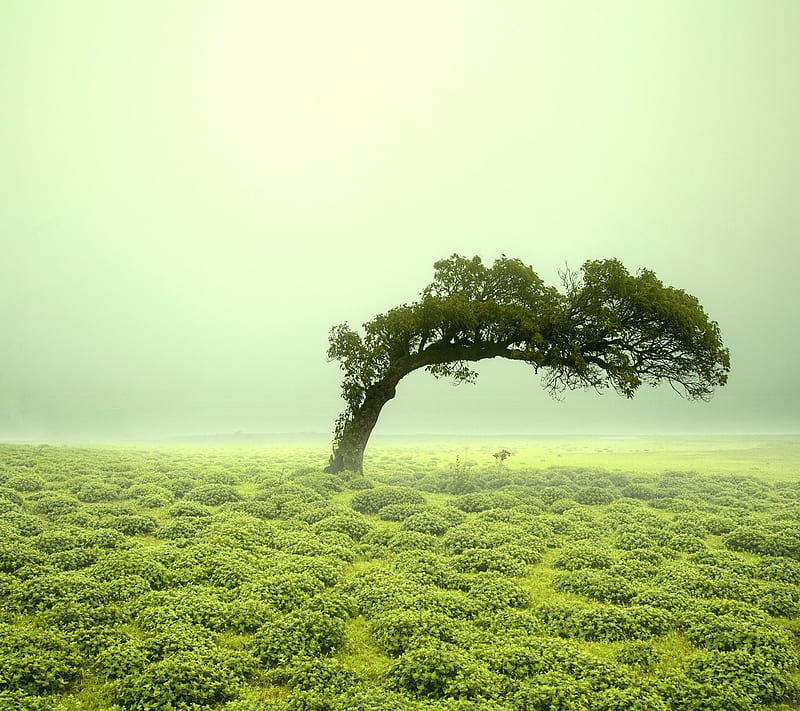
<box><xmin>1</xmin><ymin>1</ymin><xmax>799</xmax><ymax>441</ymax></box>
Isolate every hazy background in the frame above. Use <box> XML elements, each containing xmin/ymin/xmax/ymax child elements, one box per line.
<box><xmin>2</xmin><ymin>1</ymin><xmax>798</xmax><ymax>441</ymax></box>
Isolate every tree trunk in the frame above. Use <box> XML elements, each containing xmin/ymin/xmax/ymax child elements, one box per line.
<box><xmin>325</xmin><ymin>380</ymin><xmax>398</xmax><ymax>474</ymax></box>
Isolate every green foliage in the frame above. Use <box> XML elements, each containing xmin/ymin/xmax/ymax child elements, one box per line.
<box><xmin>370</xmin><ymin>609</ymin><xmax>472</xmax><ymax>656</ymax></box>
<box><xmin>685</xmin><ymin>650</ymin><xmax>798</xmax><ymax>705</ymax></box>
<box><xmin>92</xmin><ymin>549</ymin><xmax>172</xmax><ymax>589</ymax></box>
<box><xmin>387</xmin><ymin>641</ymin><xmax>500</xmax><ymax>700</ymax></box>
<box><xmin>551</xmin><ymin>570</ymin><xmax>636</xmax><ymax>604</ymax></box>
<box><xmin>553</xmin><ymin>542</ymin><xmax>615</xmax><ymax>570</ymax></box>
<box><xmin>185</xmin><ymin>483</ymin><xmax>242</xmax><ymax>506</ymax></box>
<box><xmin>112</xmin><ymin>651</ymin><xmax>247</xmax><ymax>710</ymax></box>
<box><xmin>402</xmin><ymin>510</ymin><xmax>453</xmax><ymax>535</ymax></box>
<box><xmin>251</xmin><ymin>608</ymin><xmax>346</xmax><ymax>666</ymax></box>
<box><xmin>327</xmin><ymin>255</ymin><xmax>729</xmax><ymax>472</ymax></box>
<box><xmin>350</xmin><ymin>486</ymin><xmax>426</xmax><ymax>514</ymax></box>
<box><xmin>0</xmin><ymin>624</ymin><xmax>83</xmax><ymax>695</ymax></box>
<box><xmin>1</xmin><ymin>443</ymin><xmax>798</xmax><ymax>711</ymax></box>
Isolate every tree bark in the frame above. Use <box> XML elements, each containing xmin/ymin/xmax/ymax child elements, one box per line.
<box><xmin>325</xmin><ymin>342</ymin><xmax>521</xmax><ymax>474</ymax></box>
<box><xmin>325</xmin><ymin>379</ymin><xmax>399</xmax><ymax>474</ymax></box>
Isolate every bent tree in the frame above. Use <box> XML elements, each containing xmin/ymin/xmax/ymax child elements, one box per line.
<box><xmin>325</xmin><ymin>255</ymin><xmax>730</xmax><ymax>473</ymax></box>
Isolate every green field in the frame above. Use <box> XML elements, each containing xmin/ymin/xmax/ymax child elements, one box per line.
<box><xmin>0</xmin><ymin>436</ymin><xmax>798</xmax><ymax>710</ymax></box>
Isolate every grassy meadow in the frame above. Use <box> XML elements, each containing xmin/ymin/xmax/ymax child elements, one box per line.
<box><xmin>0</xmin><ymin>435</ymin><xmax>798</xmax><ymax>710</ymax></box>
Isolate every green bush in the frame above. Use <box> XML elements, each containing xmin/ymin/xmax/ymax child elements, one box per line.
<box><xmin>99</xmin><ymin>513</ymin><xmax>158</xmax><ymax>536</ymax></box>
<box><xmin>4</xmin><ymin>474</ymin><xmax>44</xmax><ymax>492</ymax></box>
<box><xmin>552</xmin><ymin>570</ymin><xmax>636</xmax><ymax>604</ymax></box>
<box><xmin>614</xmin><ymin>641</ymin><xmax>661</xmax><ymax>671</ymax></box>
<box><xmin>280</xmin><ymin>657</ymin><xmax>363</xmax><ymax>694</ymax></box>
<box><xmin>402</xmin><ymin>510</ymin><xmax>453</xmax><ymax>535</ymax></box>
<box><xmin>185</xmin><ymin>483</ymin><xmax>242</xmax><ymax>506</ymax></box>
<box><xmin>757</xmin><ymin>556</ymin><xmax>800</xmax><ymax>584</ymax></box>
<box><xmin>112</xmin><ymin>651</ymin><xmax>245</xmax><ymax>710</ymax></box>
<box><xmin>350</xmin><ymin>487</ymin><xmax>425</xmax><ymax>514</ymax></box>
<box><xmin>0</xmin><ymin>541</ymin><xmax>44</xmax><ymax>573</ymax></box>
<box><xmin>467</xmin><ymin>573</ymin><xmax>530</xmax><ymax>611</ymax></box>
<box><xmin>93</xmin><ymin>638</ymin><xmax>149</xmax><ymax>680</ymax></box>
<box><xmin>452</xmin><ymin>547</ymin><xmax>527</xmax><ymax>577</ymax></box>
<box><xmin>387</xmin><ymin>530</ymin><xmax>440</xmax><ymax>552</ymax></box>
<box><xmin>758</xmin><ymin>583</ymin><xmax>800</xmax><ymax>617</ymax></box>
<box><xmin>12</xmin><ymin>571</ymin><xmax>106</xmax><ymax>612</ymax></box>
<box><xmin>93</xmin><ymin>549</ymin><xmax>171</xmax><ymax>589</ymax></box>
<box><xmin>553</xmin><ymin>543</ymin><xmax>615</xmax><ymax>570</ymax></box>
<box><xmin>0</xmin><ymin>624</ymin><xmax>83</xmax><ymax>695</ymax></box>
<box><xmin>387</xmin><ymin>641</ymin><xmax>500</xmax><ymax>700</ymax></box>
<box><xmin>370</xmin><ymin>609</ymin><xmax>471</xmax><ymax>656</ymax></box>
<box><xmin>657</xmin><ymin>674</ymin><xmax>754</xmax><ymax>711</ymax></box>
<box><xmin>377</xmin><ymin>502</ymin><xmax>428</xmax><ymax>521</ymax></box>
<box><xmin>511</xmin><ymin>672</ymin><xmax>591</xmax><ymax>710</ymax></box>
<box><xmin>28</xmin><ymin>493</ymin><xmax>81</xmax><ymax>520</ymax></box>
<box><xmin>685</xmin><ymin>650</ymin><xmax>797</xmax><ymax>705</ymax></box>
<box><xmin>312</xmin><ymin>514</ymin><xmax>371</xmax><ymax>541</ymax></box>
<box><xmin>136</xmin><ymin>587</ymin><xmax>231</xmax><ymax>631</ymax></box>
<box><xmin>251</xmin><ymin>608</ymin><xmax>346</xmax><ymax>666</ymax></box>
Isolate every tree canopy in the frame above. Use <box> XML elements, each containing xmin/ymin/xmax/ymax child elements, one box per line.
<box><xmin>326</xmin><ymin>255</ymin><xmax>730</xmax><ymax>473</ymax></box>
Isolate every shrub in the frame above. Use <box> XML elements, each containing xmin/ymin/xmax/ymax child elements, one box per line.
<box><xmin>93</xmin><ymin>638</ymin><xmax>149</xmax><ymax>680</ymax></box>
<box><xmin>657</xmin><ymin>674</ymin><xmax>753</xmax><ymax>711</ymax></box>
<box><xmin>75</xmin><ymin>481</ymin><xmax>122</xmax><ymax>503</ymax></box>
<box><xmin>387</xmin><ymin>641</ymin><xmax>500</xmax><ymax>700</ymax></box>
<box><xmin>4</xmin><ymin>474</ymin><xmax>44</xmax><ymax>492</ymax></box>
<box><xmin>370</xmin><ymin>609</ymin><xmax>472</xmax><ymax>656</ymax></box>
<box><xmin>567</xmin><ymin>605</ymin><xmax>669</xmax><ymax>642</ymax></box>
<box><xmin>680</xmin><ymin>606</ymin><xmax>796</xmax><ymax>667</ymax></box>
<box><xmin>723</xmin><ymin>525</ymin><xmax>769</xmax><ymax>555</ymax></box>
<box><xmin>758</xmin><ymin>582</ymin><xmax>800</xmax><ymax>617</ymax></box>
<box><xmin>553</xmin><ymin>543</ymin><xmax>615</xmax><ymax>570</ymax></box>
<box><xmin>552</xmin><ymin>570</ymin><xmax>636</xmax><ymax>604</ymax></box>
<box><xmin>511</xmin><ymin>672</ymin><xmax>591</xmax><ymax>711</ymax></box>
<box><xmin>757</xmin><ymin>556</ymin><xmax>800</xmax><ymax>584</ymax></box>
<box><xmin>387</xmin><ymin>530</ymin><xmax>440</xmax><ymax>552</ymax></box>
<box><xmin>350</xmin><ymin>487</ymin><xmax>425</xmax><ymax>514</ymax></box>
<box><xmin>0</xmin><ymin>511</ymin><xmax>44</xmax><ymax>536</ymax></box>
<box><xmin>280</xmin><ymin>657</ymin><xmax>363</xmax><ymax>694</ymax></box>
<box><xmin>28</xmin><ymin>493</ymin><xmax>81</xmax><ymax>519</ymax></box>
<box><xmin>157</xmin><ymin>515</ymin><xmax>211</xmax><ymax>540</ymax></box>
<box><xmin>13</xmin><ymin>571</ymin><xmax>106</xmax><ymax>612</ymax></box>
<box><xmin>0</xmin><ymin>541</ymin><xmax>44</xmax><ymax>573</ymax></box>
<box><xmin>185</xmin><ymin>483</ymin><xmax>242</xmax><ymax>506</ymax></box>
<box><xmin>614</xmin><ymin>642</ymin><xmax>660</xmax><ymax>671</ymax></box>
<box><xmin>81</xmin><ymin>527</ymin><xmax>132</xmax><ymax>549</ymax></box>
<box><xmin>251</xmin><ymin>608</ymin><xmax>346</xmax><ymax>666</ymax></box>
<box><xmin>402</xmin><ymin>511</ymin><xmax>452</xmax><ymax>536</ymax></box>
<box><xmin>0</xmin><ymin>624</ymin><xmax>83</xmax><ymax>695</ymax></box>
<box><xmin>467</xmin><ymin>573</ymin><xmax>529</xmax><ymax>611</ymax></box>
<box><xmin>574</xmin><ymin>486</ymin><xmax>617</xmax><ymax>506</ymax></box>
<box><xmin>93</xmin><ymin>549</ymin><xmax>171</xmax><ymax>589</ymax></box>
<box><xmin>685</xmin><ymin>650</ymin><xmax>797</xmax><ymax>705</ymax></box>
<box><xmin>452</xmin><ymin>548</ymin><xmax>527</xmax><ymax>577</ymax></box>
<box><xmin>377</xmin><ymin>502</ymin><xmax>428</xmax><ymax>521</ymax></box>
<box><xmin>136</xmin><ymin>587</ymin><xmax>231</xmax><ymax>631</ymax></box>
<box><xmin>99</xmin><ymin>513</ymin><xmax>158</xmax><ymax>536</ymax></box>
<box><xmin>48</xmin><ymin>546</ymin><xmax>101</xmax><ymax>571</ymax></box>
<box><xmin>113</xmin><ymin>651</ymin><xmax>245</xmax><ymax>710</ymax></box>
<box><xmin>442</xmin><ymin>522</ymin><xmax>517</xmax><ymax>555</ymax></box>
<box><xmin>312</xmin><ymin>514</ymin><xmax>371</xmax><ymax>541</ymax></box>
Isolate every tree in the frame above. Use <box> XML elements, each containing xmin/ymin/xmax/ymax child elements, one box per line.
<box><xmin>325</xmin><ymin>255</ymin><xmax>730</xmax><ymax>473</ymax></box>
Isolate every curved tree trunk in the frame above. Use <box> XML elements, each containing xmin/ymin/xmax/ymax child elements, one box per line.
<box><xmin>325</xmin><ymin>380</ymin><xmax>398</xmax><ymax>474</ymax></box>
<box><xmin>325</xmin><ymin>343</ymin><xmax>516</xmax><ymax>474</ymax></box>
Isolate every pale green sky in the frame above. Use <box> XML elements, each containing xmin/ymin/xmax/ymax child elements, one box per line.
<box><xmin>2</xmin><ymin>1</ymin><xmax>798</xmax><ymax>440</ymax></box>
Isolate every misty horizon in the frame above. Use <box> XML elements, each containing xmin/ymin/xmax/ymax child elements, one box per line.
<box><xmin>2</xmin><ymin>2</ymin><xmax>798</xmax><ymax>442</ymax></box>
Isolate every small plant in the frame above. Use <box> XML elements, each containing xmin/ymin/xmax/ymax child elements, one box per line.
<box><xmin>492</xmin><ymin>449</ymin><xmax>512</xmax><ymax>471</ymax></box>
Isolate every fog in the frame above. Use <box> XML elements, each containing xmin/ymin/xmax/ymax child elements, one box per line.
<box><xmin>2</xmin><ymin>1</ymin><xmax>798</xmax><ymax>441</ymax></box>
